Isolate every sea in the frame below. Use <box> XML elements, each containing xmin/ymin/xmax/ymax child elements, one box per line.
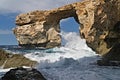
<box><xmin>0</xmin><ymin>31</ymin><xmax>120</xmax><ymax>80</ymax></box>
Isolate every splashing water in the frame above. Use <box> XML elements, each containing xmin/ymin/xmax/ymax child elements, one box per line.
<box><xmin>1</xmin><ymin>31</ymin><xmax>120</xmax><ymax>80</ymax></box>
<box><xmin>24</xmin><ymin>31</ymin><xmax>96</xmax><ymax>63</ymax></box>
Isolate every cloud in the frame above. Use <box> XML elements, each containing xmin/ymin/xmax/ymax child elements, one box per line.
<box><xmin>0</xmin><ymin>29</ymin><xmax>13</xmax><ymax>34</ymax></box>
<box><xmin>0</xmin><ymin>0</ymin><xmax>81</xmax><ymax>14</ymax></box>
<box><xmin>60</xmin><ymin>17</ymin><xmax>72</xmax><ymax>23</ymax></box>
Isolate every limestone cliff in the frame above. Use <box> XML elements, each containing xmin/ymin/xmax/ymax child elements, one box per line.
<box><xmin>13</xmin><ymin>5</ymin><xmax>77</xmax><ymax>48</ymax></box>
<box><xmin>13</xmin><ymin>0</ymin><xmax>120</xmax><ymax>61</ymax></box>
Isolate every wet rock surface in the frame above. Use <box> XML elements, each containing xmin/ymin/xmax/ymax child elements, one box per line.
<box><xmin>97</xmin><ymin>60</ymin><xmax>120</xmax><ymax>66</ymax></box>
<box><xmin>1</xmin><ymin>67</ymin><xmax>46</xmax><ymax>80</ymax></box>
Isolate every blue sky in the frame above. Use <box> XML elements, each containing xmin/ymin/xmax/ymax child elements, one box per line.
<box><xmin>0</xmin><ymin>0</ymin><xmax>80</xmax><ymax>45</ymax></box>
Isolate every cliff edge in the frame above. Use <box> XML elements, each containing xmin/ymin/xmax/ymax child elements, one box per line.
<box><xmin>13</xmin><ymin>0</ymin><xmax>120</xmax><ymax>61</ymax></box>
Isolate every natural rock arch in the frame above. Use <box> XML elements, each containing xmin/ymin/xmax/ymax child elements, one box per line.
<box><xmin>13</xmin><ymin>0</ymin><xmax>120</xmax><ymax>61</ymax></box>
<box><xmin>13</xmin><ymin>4</ymin><xmax>79</xmax><ymax>48</ymax></box>
<box><xmin>13</xmin><ymin>0</ymin><xmax>94</xmax><ymax>49</ymax></box>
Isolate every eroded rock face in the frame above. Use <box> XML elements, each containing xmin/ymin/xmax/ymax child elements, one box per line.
<box><xmin>13</xmin><ymin>0</ymin><xmax>120</xmax><ymax>61</ymax></box>
<box><xmin>13</xmin><ymin>4</ymin><xmax>77</xmax><ymax>48</ymax></box>
<box><xmin>0</xmin><ymin>49</ymin><xmax>37</xmax><ymax>69</ymax></box>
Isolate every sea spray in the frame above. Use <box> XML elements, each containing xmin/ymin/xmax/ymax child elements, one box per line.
<box><xmin>23</xmin><ymin>31</ymin><xmax>100</xmax><ymax>80</ymax></box>
<box><xmin>1</xmin><ymin>31</ymin><xmax>120</xmax><ymax>80</ymax></box>
<box><xmin>36</xmin><ymin>32</ymin><xmax>120</xmax><ymax>80</ymax></box>
<box><xmin>24</xmin><ymin>31</ymin><xmax>96</xmax><ymax>63</ymax></box>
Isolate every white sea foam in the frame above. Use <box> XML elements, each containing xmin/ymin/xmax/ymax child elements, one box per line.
<box><xmin>1</xmin><ymin>31</ymin><xmax>120</xmax><ymax>80</ymax></box>
<box><xmin>0</xmin><ymin>68</ymin><xmax>12</xmax><ymax>78</ymax></box>
<box><xmin>37</xmin><ymin>32</ymin><xmax>120</xmax><ymax>80</ymax></box>
<box><xmin>24</xmin><ymin>31</ymin><xmax>96</xmax><ymax>63</ymax></box>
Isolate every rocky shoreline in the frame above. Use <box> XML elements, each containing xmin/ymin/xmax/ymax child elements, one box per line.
<box><xmin>0</xmin><ymin>49</ymin><xmax>46</xmax><ymax>80</ymax></box>
<box><xmin>0</xmin><ymin>49</ymin><xmax>37</xmax><ymax>69</ymax></box>
<box><xmin>0</xmin><ymin>0</ymin><xmax>120</xmax><ymax>79</ymax></box>
<box><xmin>13</xmin><ymin>0</ymin><xmax>120</xmax><ymax>63</ymax></box>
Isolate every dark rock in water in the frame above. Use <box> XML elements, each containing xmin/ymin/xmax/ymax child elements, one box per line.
<box><xmin>0</xmin><ymin>48</ymin><xmax>37</xmax><ymax>69</ymax></box>
<box><xmin>1</xmin><ymin>67</ymin><xmax>46</xmax><ymax>80</ymax></box>
<box><xmin>97</xmin><ymin>59</ymin><xmax>120</xmax><ymax>66</ymax></box>
<box><xmin>97</xmin><ymin>60</ymin><xmax>111</xmax><ymax>66</ymax></box>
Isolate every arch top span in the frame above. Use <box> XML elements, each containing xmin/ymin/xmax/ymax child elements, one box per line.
<box><xmin>13</xmin><ymin>0</ymin><xmax>120</xmax><ymax>62</ymax></box>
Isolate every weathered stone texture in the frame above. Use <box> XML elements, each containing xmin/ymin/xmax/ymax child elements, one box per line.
<box><xmin>0</xmin><ymin>49</ymin><xmax>37</xmax><ymax>69</ymax></box>
<box><xmin>13</xmin><ymin>0</ymin><xmax>120</xmax><ymax>61</ymax></box>
<box><xmin>13</xmin><ymin>4</ymin><xmax>77</xmax><ymax>48</ymax></box>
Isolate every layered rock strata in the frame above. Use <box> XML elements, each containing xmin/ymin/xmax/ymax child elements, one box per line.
<box><xmin>13</xmin><ymin>0</ymin><xmax>120</xmax><ymax>61</ymax></box>
<box><xmin>0</xmin><ymin>49</ymin><xmax>37</xmax><ymax>69</ymax></box>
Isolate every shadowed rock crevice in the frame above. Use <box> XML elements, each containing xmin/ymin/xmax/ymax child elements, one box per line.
<box><xmin>13</xmin><ymin>0</ymin><xmax>120</xmax><ymax>62</ymax></box>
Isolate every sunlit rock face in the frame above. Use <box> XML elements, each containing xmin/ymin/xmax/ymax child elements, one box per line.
<box><xmin>0</xmin><ymin>49</ymin><xmax>37</xmax><ymax>69</ymax></box>
<box><xmin>13</xmin><ymin>4</ymin><xmax>77</xmax><ymax>48</ymax></box>
<box><xmin>13</xmin><ymin>0</ymin><xmax>120</xmax><ymax>61</ymax></box>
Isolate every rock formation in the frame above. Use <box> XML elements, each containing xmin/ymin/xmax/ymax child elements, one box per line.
<box><xmin>13</xmin><ymin>0</ymin><xmax>120</xmax><ymax>61</ymax></box>
<box><xmin>1</xmin><ymin>67</ymin><xmax>46</xmax><ymax>80</ymax></box>
<box><xmin>0</xmin><ymin>49</ymin><xmax>37</xmax><ymax>69</ymax></box>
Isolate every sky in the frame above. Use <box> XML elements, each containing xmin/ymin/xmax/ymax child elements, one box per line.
<box><xmin>0</xmin><ymin>0</ymin><xmax>81</xmax><ymax>45</ymax></box>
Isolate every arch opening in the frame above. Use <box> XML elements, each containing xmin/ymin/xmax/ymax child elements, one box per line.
<box><xmin>60</xmin><ymin>17</ymin><xmax>80</xmax><ymax>46</ymax></box>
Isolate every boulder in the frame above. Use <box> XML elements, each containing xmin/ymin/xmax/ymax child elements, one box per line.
<box><xmin>0</xmin><ymin>49</ymin><xmax>37</xmax><ymax>69</ymax></box>
<box><xmin>1</xmin><ymin>67</ymin><xmax>46</xmax><ymax>80</ymax></box>
<box><xmin>13</xmin><ymin>0</ymin><xmax>120</xmax><ymax>61</ymax></box>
